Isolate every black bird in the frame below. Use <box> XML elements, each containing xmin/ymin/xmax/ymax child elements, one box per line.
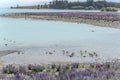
<box><xmin>5</xmin><ymin>44</ymin><xmax>8</xmax><ymax>46</ymax></box>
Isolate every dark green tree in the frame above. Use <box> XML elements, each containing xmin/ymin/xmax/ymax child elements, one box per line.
<box><xmin>87</xmin><ymin>0</ymin><xmax>94</xmax><ymax>7</ymax></box>
<box><xmin>17</xmin><ymin>4</ymin><xmax>19</xmax><ymax>8</ymax></box>
<box><xmin>37</xmin><ymin>4</ymin><xmax>40</xmax><ymax>9</ymax></box>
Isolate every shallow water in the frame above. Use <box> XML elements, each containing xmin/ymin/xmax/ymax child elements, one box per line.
<box><xmin>0</xmin><ymin>17</ymin><xmax>120</xmax><ymax>48</ymax></box>
<box><xmin>0</xmin><ymin>9</ymin><xmax>120</xmax><ymax>64</ymax></box>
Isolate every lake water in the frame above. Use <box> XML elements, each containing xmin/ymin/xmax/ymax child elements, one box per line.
<box><xmin>0</xmin><ymin>8</ymin><xmax>101</xmax><ymax>14</ymax></box>
<box><xmin>0</xmin><ymin>9</ymin><xmax>102</xmax><ymax>48</ymax></box>
<box><xmin>0</xmin><ymin>9</ymin><xmax>120</xmax><ymax>64</ymax></box>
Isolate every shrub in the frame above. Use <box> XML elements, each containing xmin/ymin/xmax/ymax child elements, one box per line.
<box><xmin>101</xmin><ymin>7</ymin><xmax>118</xmax><ymax>12</ymax></box>
<box><xmin>71</xmin><ymin>6</ymin><xmax>84</xmax><ymax>9</ymax></box>
<box><xmin>28</xmin><ymin>64</ymin><xmax>45</xmax><ymax>72</ymax></box>
<box><xmin>3</xmin><ymin>65</ymin><xmax>17</xmax><ymax>74</ymax></box>
<box><xmin>85</xmin><ymin>6</ymin><xmax>95</xmax><ymax>10</ymax></box>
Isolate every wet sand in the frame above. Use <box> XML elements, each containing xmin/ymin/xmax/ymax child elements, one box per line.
<box><xmin>0</xmin><ymin>50</ymin><xmax>20</xmax><ymax>58</ymax></box>
<box><xmin>0</xmin><ymin>45</ymin><xmax>119</xmax><ymax>65</ymax></box>
<box><xmin>0</xmin><ymin>50</ymin><xmax>20</xmax><ymax>68</ymax></box>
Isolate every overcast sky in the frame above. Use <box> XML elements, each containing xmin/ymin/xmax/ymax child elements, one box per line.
<box><xmin>0</xmin><ymin>0</ymin><xmax>119</xmax><ymax>8</ymax></box>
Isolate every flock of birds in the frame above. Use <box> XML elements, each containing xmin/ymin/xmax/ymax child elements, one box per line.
<box><xmin>44</xmin><ymin>49</ymin><xmax>99</xmax><ymax>58</ymax></box>
<box><xmin>12</xmin><ymin>46</ymin><xmax>99</xmax><ymax>62</ymax></box>
<box><xmin>16</xmin><ymin>49</ymin><xmax>99</xmax><ymax>59</ymax></box>
<box><xmin>2</xmin><ymin>38</ymin><xmax>16</xmax><ymax>46</ymax></box>
<box><xmin>2</xmin><ymin>37</ymin><xmax>99</xmax><ymax>60</ymax></box>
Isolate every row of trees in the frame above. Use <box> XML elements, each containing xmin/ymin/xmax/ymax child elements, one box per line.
<box><xmin>47</xmin><ymin>0</ymin><xmax>120</xmax><ymax>9</ymax></box>
<box><xmin>11</xmin><ymin>0</ymin><xmax>120</xmax><ymax>10</ymax></box>
<box><xmin>49</xmin><ymin>0</ymin><xmax>68</xmax><ymax>9</ymax></box>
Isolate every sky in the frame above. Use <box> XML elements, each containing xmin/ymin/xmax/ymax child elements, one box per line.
<box><xmin>0</xmin><ymin>0</ymin><xmax>120</xmax><ymax>8</ymax></box>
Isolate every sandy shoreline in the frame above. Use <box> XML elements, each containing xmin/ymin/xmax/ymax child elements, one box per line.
<box><xmin>0</xmin><ymin>50</ymin><xmax>20</xmax><ymax>68</ymax></box>
<box><xmin>1</xmin><ymin>45</ymin><xmax>119</xmax><ymax>65</ymax></box>
<box><xmin>0</xmin><ymin>50</ymin><xmax>19</xmax><ymax>56</ymax></box>
<box><xmin>0</xmin><ymin>12</ymin><xmax>120</xmax><ymax>29</ymax></box>
<box><xmin>0</xmin><ymin>50</ymin><xmax>19</xmax><ymax>57</ymax></box>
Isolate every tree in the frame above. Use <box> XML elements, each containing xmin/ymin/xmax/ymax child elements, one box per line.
<box><xmin>11</xmin><ymin>6</ymin><xmax>13</xmax><ymax>8</ymax></box>
<box><xmin>49</xmin><ymin>0</ymin><xmax>68</xmax><ymax>9</ymax></box>
<box><xmin>37</xmin><ymin>5</ymin><xmax>40</xmax><ymax>9</ymax></box>
<box><xmin>17</xmin><ymin>4</ymin><xmax>19</xmax><ymax>8</ymax></box>
<box><xmin>87</xmin><ymin>0</ymin><xmax>94</xmax><ymax>7</ymax></box>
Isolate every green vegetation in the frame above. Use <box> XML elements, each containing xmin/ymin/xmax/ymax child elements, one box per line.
<box><xmin>85</xmin><ymin>6</ymin><xmax>95</xmax><ymax>10</ymax></box>
<box><xmin>101</xmin><ymin>7</ymin><xmax>118</xmax><ymax>12</ymax></box>
<box><xmin>11</xmin><ymin>0</ymin><xmax>120</xmax><ymax>10</ymax></box>
<box><xmin>2</xmin><ymin>62</ymin><xmax>120</xmax><ymax>80</ymax></box>
<box><xmin>71</xmin><ymin>6</ymin><xmax>84</xmax><ymax>9</ymax></box>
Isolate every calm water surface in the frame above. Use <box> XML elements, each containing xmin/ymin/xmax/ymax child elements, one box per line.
<box><xmin>0</xmin><ymin>8</ymin><xmax>101</xmax><ymax>14</ymax></box>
